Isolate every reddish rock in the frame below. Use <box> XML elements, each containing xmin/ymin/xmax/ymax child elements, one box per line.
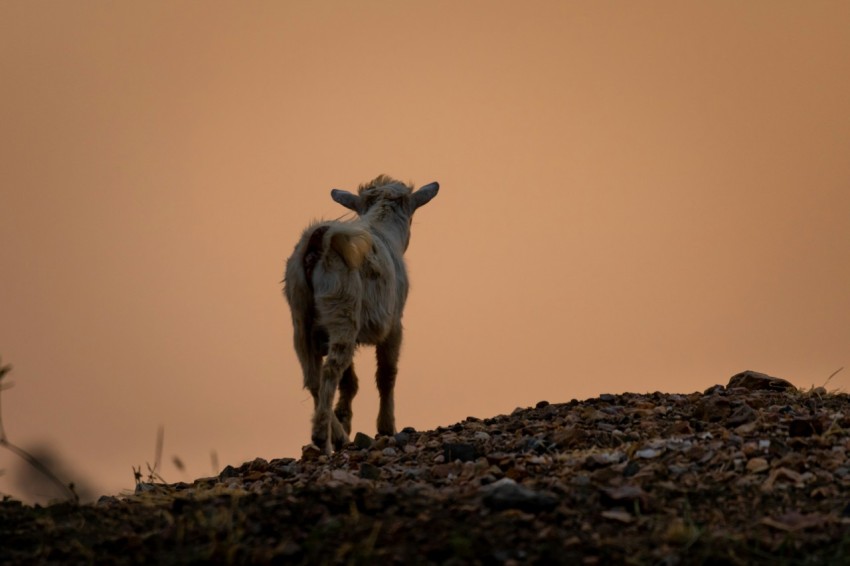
<box><xmin>727</xmin><ymin>370</ymin><xmax>795</xmax><ymax>391</ymax></box>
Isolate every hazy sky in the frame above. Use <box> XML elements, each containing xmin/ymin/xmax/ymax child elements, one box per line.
<box><xmin>2</xmin><ymin>2</ymin><xmax>849</xmax><ymax>503</ymax></box>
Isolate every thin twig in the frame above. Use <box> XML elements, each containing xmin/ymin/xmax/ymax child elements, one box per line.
<box><xmin>824</xmin><ymin>366</ymin><xmax>844</xmax><ymax>388</ymax></box>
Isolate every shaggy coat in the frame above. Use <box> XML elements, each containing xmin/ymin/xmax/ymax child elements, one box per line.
<box><xmin>283</xmin><ymin>175</ymin><xmax>439</xmax><ymax>453</ymax></box>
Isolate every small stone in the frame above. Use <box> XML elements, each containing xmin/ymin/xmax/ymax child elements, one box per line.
<box><xmin>726</xmin><ymin>403</ymin><xmax>757</xmax><ymax>427</ymax></box>
<box><xmin>623</xmin><ymin>461</ymin><xmax>640</xmax><ymax>477</ymax></box>
<box><xmin>553</xmin><ymin>427</ymin><xmax>587</xmax><ymax>449</ymax></box>
<box><xmin>536</xmin><ymin>400</ymin><xmax>550</xmax><ymax>408</ymax></box>
<box><xmin>393</xmin><ymin>431</ymin><xmax>411</xmax><ymax>447</ymax></box>
<box><xmin>584</xmin><ymin>452</ymin><xmax>624</xmax><ymax>469</ymax></box>
<box><xmin>444</xmin><ymin>442</ymin><xmax>478</xmax><ymax>463</ymax></box>
<box><xmin>600</xmin><ymin>485</ymin><xmax>651</xmax><ymax>511</ymax></box>
<box><xmin>300</xmin><ymin>444</ymin><xmax>324</xmax><ymax>461</ymax></box>
<box><xmin>401</xmin><ymin>468</ymin><xmax>423</xmax><ymax>480</ymax></box>
<box><xmin>789</xmin><ymin>418</ymin><xmax>824</xmax><ymax>438</ymax></box>
<box><xmin>329</xmin><ymin>469</ymin><xmax>359</xmax><ymax>484</ymax></box>
<box><xmin>474</xmin><ymin>431</ymin><xmax>491</xmax><ymax>441</ymax></box>
<box><xmin>664</xmin><ymin>518</ymin><xmax>699</xmax><ymax>544</ymax></box>
<box><xmin>353</xmin><ymin>432</ymin><xmax>375</xmax><ymax>450</ymax></box>
<box><xmin>694</xmin><ymin>396</ymin><xmax>731</xmax><ymax>422</ymax></box>
<box><xmin>666</xmin><ymin>421</ymin><xmax>693</xmax><ymax>435</ymax></box>
<box><xmin>480</xmin><ymin>478</ymin><xmax>558</xmax><ymax>512</ymax></box>
<box><xmin>382</xmin><ymin>447</ymin><xmax>398</xmax><ymax>457</ymax></box>
<box><xmin>520</xmin><ymin>437</ymin><xmax>548</xmax><ymax>454</ymax></box>
<box><xmin>747</xmin><ymin>457</ymin><xmax>770</xmax><ymax>473</ymax></box>
<box><xmin>601</xmin><ymin>510</ymin><xmax>633</xmax><ymax>524</ymax></box>
<box><xmin>218</xmin><ymin>465</ymin><xmax>238</xmax><ymax>480</ymax></box>
<box><xmin>96</xmin><ymin>495</ymin><xmax>119</xmax><ymax>506</ymax></box>
<box><xmin>358</xmin><ymin>462</ymin><xmax>381</xmax><ymax>480</ymax></box>
<box><xmin>667</xmin><ymin>464</ymin><xmax>689</xmax><ymax>476</ymax></box>
<box><xmin>635</xmin><ymin>448</ymin><xmax>662</xmax><ymax>459</ymax></box>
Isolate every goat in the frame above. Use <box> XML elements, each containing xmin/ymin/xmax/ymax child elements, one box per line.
<box><xmin>283</xmin><ymin>175</ymin><xmax>439</xmax><ymax>453</ymax></box>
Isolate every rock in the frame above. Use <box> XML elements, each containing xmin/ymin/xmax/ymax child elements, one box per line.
<box><xmin>584</xmin><ymin>451</ymin><xmax>624</xmax><ymax>469</ymax></box>
<box><xmin>788</xmin><ymin>417</ymin><xmax>824</xmax><ymax>437</ymax></box>
<box><xmin>218</xmin><ymin>465</ymin><xmax>239</xmax><ymax>480</ymax></box>
<box><xmin>300</xmin><ymin>444</ymin><xmax>325</xmax><ymax>461</ymax></box>
<box><xmin>135</xmin><ymin>483</ymin><xmax>158</xmax><ymax>494</ymax></box>
<box><xmin>480</xmin><ymin>478</ymin><xmax>558</xmax><ymax>512</ymax></box>
<box><xmin>443</xmin><ymin>442</ymin><xmax>478</xmax><ymax>462</ymax></box>
<box><xmin>747</xmin><ymin>457</ymin><xmax>770</xmax><ymax>473</ymax></box>
<box><xmin>393</xmin><ymin>431</ymin><xmax>411</xmax><ymax>447</ymax></box>
<box><xmin>635</xmin><ymin>448</ymin><xmax>662</xmax><ymax>459</ymax></box>
<box><xmin>600</xmin><ymin>485</ymin><xmax>652</xmax><ymax>512</ymax></box>
<box><xmin>96</xmin><ymin>495</ymin><xmax>120</xmax><ymax>506</ymax></box>
<box><xmin>553</xmin><ymin>427</ymin><xmax>587</xmax><ymax>449</ymax></box>
<box><xmin>727</xmin><ymin>370</ymin><xmax>795</xmax><ymax>391</ymax></box>
<box><xmin>353</xmin><ymin>432</ymin><xmax>375</xmax><ymax>450</ymax></box>
<box><xmin>601</xmin><ymin>510</ymin><xmax>633</xmax><ymax>524</ymax></box>
<box><xmin>726</xmin><ymin>403</ymin><xmax>757</xmax><ymax>427</ymax></box>
<box><xmin>694</xmin><ymin>396</ymin><xmax>731</xmax><ymax>422</ymax></box>
<box><xmin>358</xmin><ymin>462</ymin><xmax>381</xmax><ymax>480</ymax></box>
<box><xmin>328</xmin><ymin>470</ymin><xmax>360</xmax><ymax>485</ymax></box>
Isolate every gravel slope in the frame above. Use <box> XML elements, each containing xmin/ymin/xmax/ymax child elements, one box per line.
<box><xmin>2</xmin><ymin>371</ymin><xmax>849</xmax><ymax>565</ymax></box>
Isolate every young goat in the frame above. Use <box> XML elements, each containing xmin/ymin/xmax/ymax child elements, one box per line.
<box><xmin>283</xmin><ymin>175</ymin><xmax>439</xmax><ymax>453</ymax></box>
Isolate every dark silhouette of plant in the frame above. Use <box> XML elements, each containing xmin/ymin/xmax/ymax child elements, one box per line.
<box><xmin>0</xmin><ymin>358</ymin><xmax>78</xmax><ymax>503</ymax></box>
<box><xmin>133</xmin><ymin>425</ymin><xmax>167</xmax><ymax>488</ymax></box>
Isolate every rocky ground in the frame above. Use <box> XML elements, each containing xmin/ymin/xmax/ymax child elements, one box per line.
<box><xmin>2</xmin><ymin>370</ymin><xmax>850</xmax><ymax>565</ymax></box>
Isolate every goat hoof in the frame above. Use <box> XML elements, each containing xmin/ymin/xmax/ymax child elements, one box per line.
<box><xmin>311</xmin><ymin>435</ymin><xmax>332</xmax><ymax>456</ymax></box>
<box><xmin>332</xmin><ymin>432</ymin><xmax>350</xmax><ymax>451</ymax></box>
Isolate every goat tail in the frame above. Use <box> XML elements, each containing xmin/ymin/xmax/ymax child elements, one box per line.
<box><xmin>329</xmin><ymin>228</ymin><xmax>372</xmax><ymax>270</ymax></box>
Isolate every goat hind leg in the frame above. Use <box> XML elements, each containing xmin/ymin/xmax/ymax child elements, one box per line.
<box><xmin>312</xmin><ymin>342</ymin><xmax>354</xmax><ymax>453</ymax></box>
<box><xmin>335</xmin><ymin>364</ymin><xmax>359</xmax><ymax>436</ymax></box>
<box><xmin>375</xmin><ymin>327</ymin><xmax>401</xmax><ymax>436</ymax></box>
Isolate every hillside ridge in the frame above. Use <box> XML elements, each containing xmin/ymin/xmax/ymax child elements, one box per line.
<box><xmin>2</xmin><ymin>370</ymin><xmax>850</xmax><ymax>564</ymax></box>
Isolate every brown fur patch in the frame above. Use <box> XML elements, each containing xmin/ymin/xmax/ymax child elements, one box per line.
<box><xmin>330</xmin><ymin>231</ymin><xmax>373</xmax><ymax>269</ymax></box>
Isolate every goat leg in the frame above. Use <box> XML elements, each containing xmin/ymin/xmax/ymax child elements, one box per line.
<box><xmin>375</xmin><ymin>327</ymin><xmax>401</xmax><ymax>436</ymax></box>
<box><xmin>334</xmin><ymin>364</ymin><xmax>359</xmax><ymax>435</ymax></box>
<box><xmin>312</xmin><ymin>342</ymin><xmax>354</xmax><ymax>453</ymax></box>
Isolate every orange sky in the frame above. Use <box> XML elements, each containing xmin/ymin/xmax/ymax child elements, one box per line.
<box><xmin>1</xmin><ymin>2</ymin><xmax>849</xmax><ymax>503</ymax></box>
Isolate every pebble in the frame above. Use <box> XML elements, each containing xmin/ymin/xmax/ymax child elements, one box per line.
<box><xmin>444</xmin><ymin>443</ymin><xmax>477</xmax><ymax>463</ymax></box>
<box><xmin>480</xmin><ymin>478</ymin><xmax>558</xmax><ymax>512</ymax></box>
<box><xmin>747</xmin><ymin>457</ymin><xmax>770</xmax><ymax>473</ymax></box>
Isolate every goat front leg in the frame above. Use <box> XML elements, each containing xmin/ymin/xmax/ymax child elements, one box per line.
<box><xmin>313</xmin><ymin>342</ymin><xmax>354</xmax><ymax>453</ymax></box>
<box><xmin>375</xmin><ymin>326</ymin><xmax>401</xmax><ymax>436</ymax></box>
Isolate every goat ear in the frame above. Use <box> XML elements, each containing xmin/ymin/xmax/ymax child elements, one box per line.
<box><xmin>412</xmin><ymin>182</ymin><xmax>439</xmax><ymax>209</ymax></box>
<box><xmin>331</xmin><ymin>189</ymin><xmax>359</xmax><ymax>211</ymax></box>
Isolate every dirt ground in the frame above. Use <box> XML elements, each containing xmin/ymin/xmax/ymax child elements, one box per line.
<box><xmin>2</xmin><ymin>371</ymin><xmax>850</xmax><ymax>565</ymax></box>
